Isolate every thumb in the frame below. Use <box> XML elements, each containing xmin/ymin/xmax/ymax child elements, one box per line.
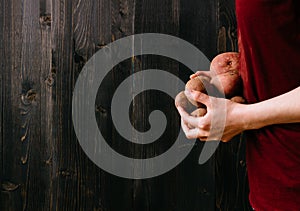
<box><xmin>184</xmin><ymin>90</ymin><xmax>211</xmax><ymax>107</ymax></box>
<box><xmin>190</xmin><ymin>70</ymin><xmax>211</xmax><ymax>79</ymax></box>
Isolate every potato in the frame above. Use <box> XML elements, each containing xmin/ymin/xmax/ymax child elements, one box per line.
<box><xmin>175</xmin><ymin>91</ymin><xmax>196</xmax><ymax>113</ymax></box>
<box><xmin>210</xmin><ymin>52</ymin><xmax>240</xmax><ymax>75</ymax></box>
<box><xmin>185</xmin><ymin>76</ymin><xmax>208</xmax><ymax>93</ymax></box>
<box><xmin>230</xmin><ymin>96</ymin><xmax>246</xmax><ymax>104</ymax></box>
<box><xmin>209</xmin><ymin>52</ymin><xmax>242</xmax><ymax>97</ymax></box>
<box><xmin>191</xmin><ymin>108</ymin><xmax>207</xmax><ymax>117</ymax></box>
<box><xmin>210</xmin><ymin>71</ymin><xmax>242</xmax><ymax>98</ymax></box>
<box><xmin>184</xmin><ymin>75</ymin><xmax>219</xmax><ymax>107</ymax></box>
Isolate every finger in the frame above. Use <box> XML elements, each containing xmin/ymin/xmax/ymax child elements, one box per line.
<box><xmin>177</xmin><ymin>106</ymin><xmax>199</xmax><ymax>125</ymax></box>
<box><xmin>181</xmin><ymin>119</ymin><xmax>209</xmax><ymax>140</ymax></box>
<box><xmin>178</xmin><ymin>106</ymin><xmax>207</xmax><ymax>130</ymax></box>
<box><xmin>181</xmin><ymin>118</ymin><xmax>191</xmax><ymax>133</ymax></box>
<box><xmin>190</xmin><ymin>70</ymin><xmax>211</xmax><ymax>79</ymax></box>
<box><xmin>189</xmin><ymin>72</ymin><xmax>200</xmax><ymax>79</ymax></box>
<box><xmin>176</xmin><ymin>106</ymin><xmax>188</xmax><ymax>116</ymax></box>
<box><xmin>177</xmin><ymin>106</ymin><xmax>191</xmax><ymax>120</ymax></box>
<box><xmin>198</xmin><ymin>137</ymin><xmax>208</xmax><ymax>142</ymax></box>
<box><xmin>184</xmin><ymin>90</ymin><xmax>212</xmax><ymax>108</ymax></box>
<box><xmin>181</xmin><ymin>119</ymin><xmax>202</xmax><ymax>139</ymax></box>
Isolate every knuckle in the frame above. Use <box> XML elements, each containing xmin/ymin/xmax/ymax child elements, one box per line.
<box><xmin>194</xmin><ymin>92</ymin><xmax>202</xmax><ymax>101</ymax></box>
<box><xmin>198</xmin><ymin>135</ymin><xmax>208</xmax><ymax>141</ymax></box>
<box><xmin>197</xmin><ymin>119</ymin><xmax>204</xmax><ymax>129</ymax></box>
<box><xmin>198</xmin><ymin>121</ymin><xmax>210</xmax><ymax>130</ymax></box>
<box><xmin>222</xmin><ymin>139</ymin><xmax>229</xmax><ymax>143</ymax></box>
<box><xmin>202</xmin><ymin>131</ymin><xmax>209</xmax><ymax>138</ymax></box>
<box><xmin>196</xmin><ymin>129</ymin><xmax>208</xmax><ymax>139</ymax></box>
<box><xmin>186</xmin><ymin>133</ymin><xmax>194</xmax><ymax>139</ymax></box>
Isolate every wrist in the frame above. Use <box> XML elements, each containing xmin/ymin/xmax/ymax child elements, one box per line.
<box><xmin>242</xmin><ymin>103</ymin><xmax>270</xmax><ymax>130</ymax></box>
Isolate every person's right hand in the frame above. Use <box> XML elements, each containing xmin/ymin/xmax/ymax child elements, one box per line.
<box><xmin>176</xmin><ymin>89</ymin><xmax>247</xmax><ymax>142</ymax></box>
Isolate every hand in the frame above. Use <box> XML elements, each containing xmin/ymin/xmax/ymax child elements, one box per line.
<box><xmin>176</xmin><ymin>90</ymin><xmax>247</xmax><ymax>142</ymax></box>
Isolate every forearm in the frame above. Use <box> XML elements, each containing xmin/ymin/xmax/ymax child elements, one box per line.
<box><xmin>243</xmin><ymin>86</ymin><xmax>300</xmax><ymax>130</ymax></box>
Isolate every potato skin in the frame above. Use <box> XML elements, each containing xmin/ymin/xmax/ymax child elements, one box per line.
<box><xmin>174</xmin><ymin>91</ymin><xmax>196</xmax><ymax>113</ymax></box>
<box><xmin>231</xmin><ymin>96</ymin><xmax>246</xmax><ymax>104</ymax></box>
<box><xmin>191</xmin><ymin>108</ymin><xmax>207</xmax><ymax>117</ymax></box>
<box><xmin>175</xmin><ymin>91</ymin><xmax>189</xmax><ymax>108</ymax></box>
<box><xmin>210</xmin><ymin>52</ymin><xmax>240</xmax><ymax>75</ymax></box>
<box><xmin>210</xmin><ymin>71</ymin><xmax>242</xmax><ymax>98</ymax></box>
<box><xmin>185</xmin><ymin>76</ymin><xmax>208</xmax><ymax>93</ymax></box>
<box><xmin>185</xmin><ymin>76</ymin><xmax>211</xmax><ymax>107</ymax></box>
<box><xmin>209</xmin><ymin>52</ymin><xmax>242</xmax><ymax>97</ymax></box>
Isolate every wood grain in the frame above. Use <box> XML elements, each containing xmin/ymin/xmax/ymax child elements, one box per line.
<box><xmin>0</xmin><ymin>0</ymin><xmax>250</xmax><ymax>210</ymax></box>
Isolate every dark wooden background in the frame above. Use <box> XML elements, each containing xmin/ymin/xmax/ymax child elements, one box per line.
<box><xmin>0</xmin><ymin>0</ymin><xmax>252</xmax><ymax>210</ymax></box>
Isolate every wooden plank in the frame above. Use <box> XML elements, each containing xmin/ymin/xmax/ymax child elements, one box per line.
<box><xmin>130</xmin><ymin>0</ymin><xmax>183</xmax><ymax>209</ymax></box>
<box><xmin>16</xmin><ymin>0</ymin><xmax>53</xmax><ymax>210</ymax></box>
<box><xmin>177</xmin><ymin>0</ymin><xmax>219</xmax><ymax>210</ymax></box>
<box><xmin>0</xmin><ymin>0</ymin><xmax>23</xmax><ymax>210</ymax></box>
<box><xmin>1</xmin><ymin>0</ymin><xmax>55</xmax><ymax>210</ymax></box>
<box><xmin>50</xmin><ymin>0</ymin><xmax>78</xmax><ymax>210</ymax></box>
<box><xmin>71</xmin><ymin>0</ymin><xmax>136</xmax><ymax>210</ymax></box>
<box><xmin>0</xmin><ymin>0</ymin><xmax>5</xmax><ymax>189</ymax></box>
<box><xmin>39</xmin><ymin>0</ymin><xmax>55</xmax><ymax>210</ymax></box>
<box><xmin>215</xmin><ymin>0</ymin><xmax>251</xmax><ymax>210</ymax></box>
<box><xmin>95</xmin><ymin>0</ymin><xmax>137</xmax><ymax>210</ymax></box>
<box><xmin>0</xmin><ymin>0</ymin><xmax>13</xmax><ymax>210</ymax></box>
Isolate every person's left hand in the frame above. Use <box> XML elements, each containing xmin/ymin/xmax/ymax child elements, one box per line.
<box><xmin>176</xmin><ymin>90</ymin><xmax>247</xmax><ymax>142</ymax></box>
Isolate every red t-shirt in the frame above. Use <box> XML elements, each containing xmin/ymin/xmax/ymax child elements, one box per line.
<box><xmin>236</xmin><ymin>0</ymin><xmax>300</xmax><ymax>210</ymax></box>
